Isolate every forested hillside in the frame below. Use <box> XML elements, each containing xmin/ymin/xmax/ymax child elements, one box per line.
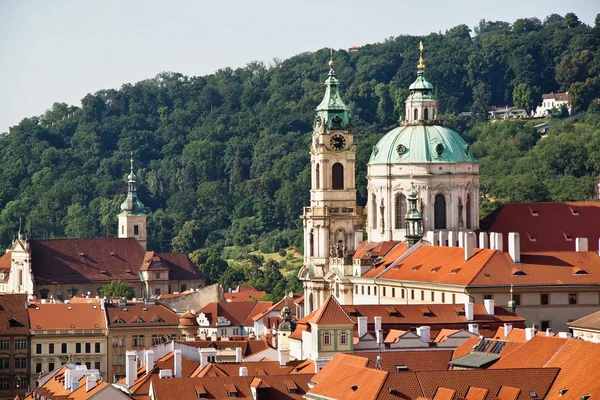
<box><xmin>1</xmin><ymin>13</ymin><xmax>599</xmax><ymax>264</ymax></box>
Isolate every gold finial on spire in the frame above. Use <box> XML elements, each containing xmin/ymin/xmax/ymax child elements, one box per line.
<box><xmin>417</xmin><ymin>41</ymin><xmax>425</xmax><ymax>70</ymax></box>
<box><xmin>328</xmin><ymin>48</ymin><xmax>334</xmax><ymax>67</ymax></box>
<box><xmin>130</xmin><ymin>151</ymin><xmax>134</xmax><ymax>171</ymax></box>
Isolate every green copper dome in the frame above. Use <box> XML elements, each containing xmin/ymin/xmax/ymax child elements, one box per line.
<box><xmin>120</xmin><ymin>155</ymin><xmax>146</xmax><ymax>216</ymax></box>
<box><xmin>369</xmin><ymin>125</ymin><xmax>476</xmax><ymax>164</ymax></box>
<box><xmin>314</xmin><ymin>59</ymin><xmax>350</xmax><ymax>131</ymax></box>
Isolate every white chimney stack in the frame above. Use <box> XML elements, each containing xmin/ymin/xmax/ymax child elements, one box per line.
<box><xmin>464</xmin><ymin>302</ymin><xmax>474</xmax><ymax>321</ymax></box>
<box><xmin>479</xmin><ymin>232</ymin><xmax>489</xmax><ymax>249</ymax></box>
<box><xmin>125</xmin><ymin>351</ymin><xmax>137</xmax><ymax>389</ymax></box>
<box><xmin>357</xmin><ymin>316</ymin><xmax>367</xmax><ymax>338</ymax></box>
<box><xmin>376</xmin><ymin>329</ymin><xmax>384</xmax><ymax>346</ymax></box>
<box><xmin>468</xmin><ymin>323</ymin><xmax>479</xmax><ymax>335</ymax></box>
<box><xmin>278</xmin><ymin>348</ymin><xmax>290</xmax><ymax>367</ymax></box>
<box><xmin>508</xmin><ymin>232</ymin><xmax>520</xmax><ymax>263</ymax></box>
<box><xmin>439</xmin><ymin>230</ymin><xmax>448</xmax><ymax>247</ymax></box>
<box><xmin>239</xmin><ymin>366</ymin><xmax>248</xmax><ymax>376</ymax></box>
<box><xmin>458</xmin><ymin>231</ymin><xmax>464</xmax><ymax>248</ymax></box>
<box><xmin>71</xmin><ymin>375</ymin><xmax>79</xmax><ymax>392</ymax></box>
<box><xmin>173</xmin><ymin>349</ymin><xmax>182</xmax><ymax>378</ymax></box>
<box><xmin>85</xmin><ymin>374</ymin><xmax>98</xmax><ymax>392</ymax></box>
<box><xmin>504</xmin><ymin>323</ymin><xmax>512</xmax><ymax>337</ymax></box>
<box><xmin>465</xmin><ymin>232</ymin><xmax>475</xmax><ymax>260</ymax></box>
<box><xmin>491</xmin><ymin>233</ymin><xmax>504</xmax><ymax>252</ymax></box>
<box><xmin>64</xmin><ymin>369</ymin><xmax>71</xmax><ymax>390</ymax></box>
<box><xmin>448</xmin><ymin>231</ymin><xmax>456</xmax><ymax>247</ymax></box>
<box><xmin>426</xmin><ymin>231</ymin><xmax>437</xmax><ymax>246</ymax></box>
<box><xmin>374</xmin><ymin>316</ymin><xmax>382</xmax><ymax>333</ymax></box>
<box><xmin>576</xmin><ymin>238</ymin><xmax>588</xmax><ymax>252</ymax></box>
<box><xmin>145</xmin><ymin>350</ymin><xmax>154</xmax><ymax>375</ymax></box>
<box><xmin>546</xmin><ymin>328</ymin><xmax>552</xmax><ymax>336</ymax></box>
<box><xmin>525</xmin><ymin>327</ymin><xmax>536</xmax><ymax>341</ymax></box>
<box><xmin>235</xmin><ymin>346</ymin><xmax>243</xmax><ymax>363</ymax></box>
<box><xmin>417</xmin><ymin>326</ymin><xmax>430</xmax><ymax>343</ymax></box>
<box><xmin>558</xmin><ymin>332</ymin><xmax>572</xmax><ymax>338</ymax></box>
<box><xmin>484</xmin><ymin>299</ymin><xmax>495</xmax><ymax>315</ymax></box>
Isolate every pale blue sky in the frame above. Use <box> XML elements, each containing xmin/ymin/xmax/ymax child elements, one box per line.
<box><xmin>0</xmin><ymin>0</ymin><xmax>597</xmax><ymax>133</ymax></box>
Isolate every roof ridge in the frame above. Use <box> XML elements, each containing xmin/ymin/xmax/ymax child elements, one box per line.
<box><xmin>542</xmin><ymin>338</ymin><xmax>574</xmax><ymax>368</ymax></box>
<box><xmin>465</xmin><ymin>249</ymin><xmax>501</xmax><ymax>286</ymax></box>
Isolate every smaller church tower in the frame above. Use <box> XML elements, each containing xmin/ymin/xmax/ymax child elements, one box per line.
<box><xmin>118</xmin><ymin>154</ymin><xmax>147</xmax><ymax>250</ymax></box>
<box><xmin>404</xmin><ymin>183</ymin><xmax>423</xmax><ymax>248</ymax></box>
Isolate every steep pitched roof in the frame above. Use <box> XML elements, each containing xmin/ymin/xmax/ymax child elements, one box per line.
<box><xmin>197</xmin><ymin>301</ymin><xmax>273</xmax><ymax>327</ymax></box>
<box><xmin>0</xmin><ymin>294</ymin><xmax>29</xmax><ymax>335</ymax></box>
<box><xmin>152</xmin><ymin>252</ymin><xmax>205</xmax><ymax>281</ymax></box>
<box><xmin>347</xmin><ymin>350</ymin><xmax>453</xmax><ymax>372</ymax></box>
<box><xmin>363</xmin><ymin>242</ymin><xmax>408</xmax><ymax>278</ymax></box>
<box><xmin>567</xmin><ymin>309</ymin><xmax>600</xmax><ymax>330</ymax></box>
<box><xmin>480</xmin><ymin>202</ymin><xmax>600</xmax><ymax>252</ymax></box>
<box><xmin>105</xmin><ymin>302</ymin><xmax>180</xmax><ymax>328</ymax></box>
<box><xmin>309</xmin><ymin>364</ymin><xmax>388</xmax><ymax>400</ymax></box>
<box><xmin>308</xmin><ymin>296</ymin><xmax>354</xmax><ymax>325</ymax></box>
<box><xmin>224</xmin><ymin>290</ymin><xmax>266</xmax><ymax>302</ymax></box>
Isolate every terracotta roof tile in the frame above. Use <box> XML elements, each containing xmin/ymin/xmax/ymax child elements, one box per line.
<box><xmin>224</xmin><ymin>290</ymin><xmax>267</xmax><ymax>302</ymax></box>
<box><xmin>568</xmin><ymin>309</ymin><xmax>600</xmax><ymax>330</ymax></box>
<box><xmin>348</xmin><ymin>350</ymin><xmax>452</xmax><ymax>372</ymax></box>
<box><xmin>308</xmin><ymin>296</ymin><xmax>354</xmax><ymax>325</ymax></box>
<box><xmin>105</xmin><ymin>302</ymin><xmax>179</xmax><ymax>328</ymax></box>
<box><xmin>363</xmin><ymin>242</ymin><xmax>408</xmax><ymax>278</ymax></box>
<box><xmin>197</xmin><ymin>301</ymin><xmax>273</xmax><ymax>327</ymax></box>
<box><xmin>310</xmin><ymin>353</ymin><xmax>369</xmax><ymax>385</ymax></box>
<box><xmin>309</xmin><ymin>364</ymin><xmax>388</xmax><ymax>400</ymax></box>
<box><xmin>0</xmin><ymin>294</ymin><xmax>29</xmax><ymax>335</ymax></box>
<box><xmin>28</xmin><ymin>303</ymin><xmax>106</xmax><ymax>330</ymax></box>
<box><xmin>433</xmin><ymin>329</ymin><xmax>460</xmax><ymax>343</ymax></box>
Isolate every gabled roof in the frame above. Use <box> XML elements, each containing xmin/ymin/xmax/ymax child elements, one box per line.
<box><xmin>192</xmin><ymin>360</ymin><xmax>312</xmax><ymax>378</ymax></box>
<box><xmin>541</xmin><ymin>92</ymin><xmax>568</xmax><ymax>101</ymax></box>
<box><xmin>105</xmin><ymin>302</ymin><xmax>179</xmax><ymax>328</ymax></box>
<box><xmin>224</xmin><ymin>290</ymin><xmax>266</xmax><ymax>302</ymax></box>
<box><xmin>348</xmin><ymin>350</ymin><xmax>452</xmax><ymax>372</ymax></box>
<box><xmin>197</xmin><ymin>301</ymin><xmax>273</xmax><ymax>327</ymax></box>
<box><xmin>363</xmin><ymin>242</ymin><xmax>408</xmax><ymax>278</ymax></box>
<box><xmin>307</xmin><ymin>296</ymin><xmax>354</xmax><ymax>325</ymax></box>
<box><xmin>353</xmin><ymin>241</ymin><xmax>400</xmax><ymax>260</ymax></box>
<box><xmin>480</xmin><ymin>202</ymin><xmax>600</xmax><ymax>252</ymax></box>
<box><xmin>567</xmin><ymin>309</ymin><xmax>600</xmax><ymax>330</ymax></box>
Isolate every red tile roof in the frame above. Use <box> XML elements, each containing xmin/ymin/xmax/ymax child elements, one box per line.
<box><xmin>353</xmin><ymin>241</ymin><xmax>399</xmax><ymax>260</ymax></box>
<box><xmin>224</xmin><ymin>290</ymin><xmax>266</xmax><ymax>302</ymax></box>
<box><xmin>0</xmin><ymin>294</ymin><xmax>29</xmax><ymax>335</ymax></box>
<box><xmin>105</xmin><ymin>302</ymin><xmax>180</xmax><ymax>328</ymax></box>
<box><xmin>29</xmin><ymin>238</ymin><xmax>204</xmax><ymax>283</ymax></box>
<box><xmin>28</xmin><ymin>303</ymin><xmax>106</xmax><ymax>331</ymax></box>
<box><xmin>480</xmin><ymin>202</ymin><xmax>599</xmax><ymax>252</ymax></box>
<box><xmin>568</xmin><ymin>309</ymin><xmax>600</xmax><ymax>330</ymax></box>
<box><xmin>197</xmin><ymin>301</ymin><xmax>273</xmax><ymax>327</ymax></box>
<box><xmin>541</xmin><ymin>92</ymin><xmax>569</xmax><ymax>101</ymax></box>
<box><xmin>348</xmin><ymin>350</ymin><xmax>452</xmax><ymax>372</ymax></box>
<box><xmin>363</xmin><ymin>242</ymin><xmax>408</xmax><ymax>278</ymax></box>
<box><xmin>308</xmin><ymin>296</ymin><xmax>354</xmax><ymax>325</ymax></box>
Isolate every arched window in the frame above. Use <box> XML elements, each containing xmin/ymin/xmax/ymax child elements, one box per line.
<box><xmin>371</xmin><ymin>195</ymin><xmax>378</xmax><ymax>229</ymax></box>
<box><xmin>335</xmin><ymin>282</ymin><xmax>340</xmax><ymax>298</ymax></box>
<box><xmin>39</xmin><ymin>289</ymin><xmax>49</xmax><ymax>300</ymax></box>
<box><xmin>340</xmin><ymin>330</ymin><xmax>348</xmax><ymax>345</ymax></box>
<box><xmin>424</xmin><ymin>108</ymin><xmax>429</xmax><ymax>120</ymax></box>
<box><xmin>315</xmin><ymin>163</ymin><xmax>320</xmax><ymax>189</ymax></box>
<box><xmin>308</xmin><ymin>293</ymin><xmax>314</xmax><ymax>313</ymax></box>
<box><xmin>395</xmin><ymin>193</ymin><xmax>406</xmax><ymax>229</ymax></box>
<box><xmin>332</xmin><ymin>163</ymin><xmax>344</xmax><ymax>190</ymax></box>
<box><xmin>466</xmin><ymin>193</ymin><xmax>472</xmax><ymax>230</ymax></box>
<box><xmin>434</xmin><ymin>194</ymin><xmax>447</xmax><ymax>229</ymax></box>
<box><xmin>309</xmin><ymin>229</ymin><xmax>314</xmax><ymax>257</ymax></box>
<box><xmin>18</xmin><ymin>270</ymin><xmax>22</xmax><ymax>286</ymax></box>
<box><xmin>414</xmin><ymin>108</ymin><xmax>418</xmax><ymax>120</ymax></box>
<box><xmin>323</xmin><ymin>331</ymin><xmax>331</xmax><ymax>346</ymax></box>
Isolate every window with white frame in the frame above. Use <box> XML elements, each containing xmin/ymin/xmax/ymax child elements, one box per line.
<box><xmin>340</xmin><ymin>330</ymin><xmax>347</xmax><ymax>345</ymax></box>
<box><xmin>323</xmin><ymin>331</ymin><xmax>331</xmax><ymax>346</ymax></box>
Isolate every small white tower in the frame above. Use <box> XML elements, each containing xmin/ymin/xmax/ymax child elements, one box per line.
<box><xmin>118</xmin><ymin>154</ymin><xmax>147</xmax><ymax>250</ymax></box>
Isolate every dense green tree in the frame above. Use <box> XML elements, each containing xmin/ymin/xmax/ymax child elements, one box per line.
<box><xmin>512</xmin><ymin>83</ymin><xmax>541</xmax><ymax>115</ymax></box>
<box><xmin>99</xmin><ymin>280</ymin><xmax>136</xmax><ymax>299</ymax></box>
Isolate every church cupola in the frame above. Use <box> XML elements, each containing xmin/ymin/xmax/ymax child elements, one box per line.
<box><xmin>405</xmin><ymin>41</ymin><xmax>438</xmax><ymax>124</ymax></box>
<box><xmin>118</xmin><ymin>153</ymin><xmax>147</xmax><ymax>250</ymax></box>
<box><xmin>314</xmin><ymin>55</ymin><xmax>350</xmax><ymax>132</ymax></box>
<box><xmin>404</xmin><ymin>183</ymin><xmax>423</xmax><ymax>248</ymax></box>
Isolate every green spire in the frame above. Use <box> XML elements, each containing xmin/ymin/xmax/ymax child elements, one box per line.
<box><xmin>404</xmin><ymin>183</ymin><xmax>423</xmax><ymax>248</ymax></box>
<box><xmin>315</xmin><ymin>50</ymin><xmax>350</xmax><ymax>131</ymax></box>
<box><xmin>120</xmin><ymin>152</ymin><xmax>145</xmax><ymax>216</ymax></box>
<box><xmin>407</xmin><ymin>41</ymin><xmax>435</xmax><ymax>101</ymax></box>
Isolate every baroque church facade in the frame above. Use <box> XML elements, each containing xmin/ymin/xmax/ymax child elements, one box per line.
<box><xmin>0</xmin><ymin>157</ymin><xmax>206</xmax><ymax>300</ymax></box>
<box><xmin>300</xmin><ymin>44</ymin><xmax>480</xmax><ymax>314</ymax></box>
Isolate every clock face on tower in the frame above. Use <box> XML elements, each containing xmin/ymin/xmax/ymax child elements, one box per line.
<box><xmin>330</xmin><ymin>134</ymin><xmax>346</xmax><ymax>151</ymax></box>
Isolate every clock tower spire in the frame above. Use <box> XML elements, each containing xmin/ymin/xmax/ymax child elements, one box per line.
<box><xmin>299</xmin><ymin>53</ymin><xmax>364</xmax><ymax>314</ymax></box>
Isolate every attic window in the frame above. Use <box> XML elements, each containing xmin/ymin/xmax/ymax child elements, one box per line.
<box><xmin>571</xmin><ymin>208</ymin><xmax>579</xmax><ymax>215</ymax></box>
<box><xmin>123</xmin><ymin>308</ymin><xmax>128</xmax><ymax>312</ymax></box>
<box><xmin>350</xmin><ymin>385</ymin><xmax>359</xmax><ymax>392</ymax></box>
<box><xmin>484</xmin><ymin>272</ymin><xmax>491</xmax><ymax>277</ymax></box>
<box><xmin>151</xmin><ymin>316</ymin><xmax>164</xmax><ymax>323</ymax></box>
<box><xmin>395</xmin><ymin>365</ymin><xmax>409</xmax><ymax>372</ymax></box>
<box><xmin>78</xmin><ymin>252</ymin><xmax>85</xmax><ymax>257</ymax></box>
<box><xmin>346</xmin><ymin>307</ymin><xmax>358</xmax><ymax>316</ymax></box>
<box><xmin>557</xmin><ymin>388</ymin><xmax>568</xmax><ymax>395</ymax></box>
<box><xmin>450</xmin><ymin>268</ymin><xmax>461</xmax><ymax>274</ymax></box>
<box><xmin>100</xmin><ymin>270</ymin><xmax>107</xmax><ymax>275</ymax></box>
<box><xmin>142</xmin><ymin>307</ymin><xmax>148</xmax><ymax>311</ymax></box>
<box><xmin>70</xmin><ymin>272</ymin><xmax>75</xmax><ymax>276</ymax></box>
<box><xmin>411</xmin><ymin>266</ymin><xmax>420</xmax><ymax>272</ymax></box>
<box><xmin>195</xmin><ymin>385</ymin><xmax>207</xmax><ymax>398</ymax></box>
<box><xmin>125</xmin><ymin>269</ymin><xmax>132</xmax><ymax>274</ymax></box>
<box><xmin>110</xmin><ymin>252</ymin><xmax>115</xmax><ymax>256</ymax></box>
<box><xmin>9</xmin><ymin>319</ymin><xmax>24</xmax><ymax>328</ymax></box>
<box><xmin>284</xmin><ymin>380</ymin><xmax>298</xmax><ymax>394</ymax></box>
<box><xmin>113</xmin><ymin>318</ymin><xmax>125</xmax><ymax>323</ymax></box>
<box><xmin>224</xmin><ymin>383</ymin><xmax>237</xmax><ymax>397</ymax></box>
<box><xmin>132</xmin><ymin>317</ymin><xmax>145</xmax><ymax>323</ymax></box>
<box><xmin>528</xmin><ymin>233</ymin><xmax>536</xmax><ymax>242</ymax></box>
<box><xmin>387</xmin><ymin>308</ymin><xmax>400</xmax><ymax>317</ymax></box>
<box><xmin>573</xmin><ymin>267</ymin><xmax>589</xmax><ymax>275</ymax></box>
<box><xmin>419</xmin><ymin>307</ymin><xmax>433</xmax><ymax>317</ymax></box>
<box><xmin>530</xmin><ymin>209</ymin><xmax>539</xmax><ymax>216</ymax></box>
<box><xmin>564</xmin><ymin>233</ymin><xmax>573</xmax><ymax>241</ymax></box>
<box><xmin>511</xmin><ymin>268</ymin><xmax>527</xmax><ymax>276</ymax></box>
<box><xmin>430</xmin><ymin>267</ymin><xmax>440</xmax><ymax>273</ymax></box>
<box><xmin>70</xmin><ymin>324</ymin><xmax>75</xmax><ymax>329</ymax></box>
<box><xmin>455</xmin><ymin>306</ymin><xmax>465</xmax><ymax>316</ymax></box>
<box><xmin>529</xmin><ymin>392</ymin><xmax>538</xmax><ymax>399</ymax></box>
<box><xmin>67</xmin><ymin>306</ymin><xmax>72</xmax><ymax>310</ymax></box>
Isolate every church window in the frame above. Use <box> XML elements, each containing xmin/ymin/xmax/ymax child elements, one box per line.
<box><xmin>371</xmin><ymin>195</ymin><xmax>378</xmax><ymax>229</ymax></box>
<box><xmin>17</xmin><ymin>270</ymin><xmax>22</xmax><ymax>287</ymax></box>
<box><xmin>332</xmin><ymin>163</ymin><xmax>344</xmax><ymax>190</ymax></box>
<box><xmin>340</xmin><ymin>331</ymin><xmax>348</xmax><ymax>345</ymax></box>
<box><xmin>434</xmin><ymin>194</ymin><xmax>447</xmax><ymax>229</ymax></box>
<box><xmin>392</xmin><ymin>288</ymin><xmax>395</xmax><ymax>297</ymax></box>
<box><xmin>315</xmin><ymin>163</ymin><xmax>320</xmax><ymax>189</ymax></box>
<box><xmin>361</xmin><ymin>286</ymin><xmax>364</xmax><ymax>295</ymax></box>
<box><xmin>466</xmin><ymin>193</ymin><xmax>472</xmax><ymax>229</ymax></box>
<box><xmin>134</xmin><ymin>225</ymin><xmax>139</xmax><ymax>235</ymax></box>
<box><xmin>424</xmin><ymin>108</ymin><xmax>429</xmax><ymax>120</ymax></box>
<box><xmin>355</xmin><ymin>285</ymin><xmax>358</xmax><ymax>294</ymax></box>
<box><xmin>121</xmin><ymin>225</ymin><xmax>124</xmax><ymax>235</ymax></box>
<box><xmin>374</xmin><ymin>286</ymin><xmax>377</xmax><ymax>296</ymax></box>
<box><xmin>323</xmin><ymin>331</ymin><xmax>331</xmax><ymax>346</ymax></box>
<box><xmin>308</xmin><ymin>293</ymin><xmax>314</xmax><ymax>313</ymax></box>
<box><xmin>395</xmin><ymin>193</ymin><xmax>406</xmax><ymax>229</ymax></box>
<box><xmin>367</xmin><ymin>286</ymin><xmax>371</xmax><ymax>296</ymax></box>
<box><xmin>154</xmin><ymin>288</ymin><xmax>161</xmax><ymax>296</ymax></box>
<box><xmin>309</xmin><ymin>229</ymin><xmax>314</xmax><ymax>257</ymax></box>
<box><xmin>335</xmin><ymin>282</ymin><xmax>340</xmax><ymax>298</ymax></box>
<box><xmin>414</xmin><ymin>108</ymin><xmax>418</xmax><ymax>120</ymax></box>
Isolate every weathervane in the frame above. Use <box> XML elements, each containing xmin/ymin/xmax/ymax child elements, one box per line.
<box><xmin>418</xmin><ymin>41</ymin><xmax>425</xmax><ymax>70</ymax></box>
<box><xmin>329</xmin><ymin>48</ymin><xmax>334</xmax><ymax>68</ymax></box>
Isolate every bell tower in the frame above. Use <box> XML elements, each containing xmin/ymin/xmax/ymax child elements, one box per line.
<box><xmin>118</xmin><ymin>154</ymin><xmax>147</xmax><ymax>250</ymax></box>
<box><xmin>299</xmin><ymin>54</ymin><xmax>364</xmax><ymax>315</ymax></box>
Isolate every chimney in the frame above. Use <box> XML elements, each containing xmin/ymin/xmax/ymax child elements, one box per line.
<box><xmin>468</xmin><ymin>323</ymin><xmax>479</xmax><ymax>335</ymax></box>
<box><xmin>558</xmin><ymin>332</ymin><xmax>572</xmax><ymax>338</ymax></box>
<box><xmin>173</xmin><ymin>349</ymin><xmax>182</xmax><ymax>378</ymax></box>
<box><xmin>448</xmin><ymin>231</ymin><xmax>456</xmax><ymax>247</ymax></box>
<box><xmin>576</xmin><ymin>238</ymin><xmax>588</xmax><ymax>252</ymax></box>
<box><xmin>85</xmin><ymin>374</ymin><xmax>97</xmax><ymax>392</ymax></box>
<box><xmin>235</xmin><ymin>346</ymin><xmax>243</xmax><ymax>363</ymax></box>
<box><xmin>484</xmin><ymin>299</ymin><xmax>494</xmax><ymax>315</ymax></box>
<box><xmin>357</xmin><ymin>317</ymin><xmax>367</xmax><ymax>338</ymax></box>
<box><xmin>376</xmin><ymin>329</ymin><xmax>384</xmax><ymax>346</ymax></box>
<box><xmin>504</xmin><ymin>323</ymin><xmax>512</xmax><ymax>337</ymax></box>
<box><xmin>125</xmin><ymin>351</ymin><xmax>137</xmax><ymax>389</ymax></box>
<box><xmin>464</xmin><ymin>232</ymin><xmax>475</xmax><ymax>260</ymax></box>
<box><xmin>491</xmin><ymin>233</ymin><xmax>503</xmax><ymax>252</ymax></box>
<box><xmin>199</xmin><ymin>331</ymin><xmax>207</xmax><ymax>340</ymax></box>
<box><xmin>145</xmin><ymin>350</ymin><xmax>154</xmax><ymax>375</ymax></box>
<box><xmin>71</xmin><ymin>375</ymin><xmax>79</xmax><ymax>392</ymax></box>
<box><xmin>239</xmin><ymin>366</ymin><xmax>248</xmax><ymax>377</ymax></box>
<box><xmin>426</xmin><ymin>231</ymin><xmax>437</xmax><ymax>246</ymax></box>
<box><xmin>546</xmin><ymin>328</ymin><xmax>553</xmax><ymax>336</ymax></box>
<box><xmin>464</xmin><ymin>302</ymin><xmax>474</xmax><ymax>321</ymax></box>
<box><xmin>508</xmin><ymin>232</ymin><xmax>520</xmax><ymax>263</ymax></box>
<box><xmin>438</xmin><ymin>230</ymin><xmax>448</xmax><ymax>247</ymax></box>
<box><xmin>278</xmin><ymin>348</ymin><xmax>290</xmax><ymax>367</ymax></box>
<box><xmin>374</xmin><ymin>316</ymin><xmax>382</xmax><ymax>333</ymax></box>
<box><xmin>479</xmin><ymin>232</ymin><xmax>489</xmax><ymax>249</ymax></box>
<box><xmin>417</xmin><ymin>326</ymin><xmax>430</xmax><ymax>343</ymax></box>
<box><xmin>525</xmin><ymin>327</ymin><xmax>536</xmax><ymax>341</ymax></box>
<box><xmin>458</xmin><ymin>231</ymin><xmax>464</xmax><ymax>248</ymax></box>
